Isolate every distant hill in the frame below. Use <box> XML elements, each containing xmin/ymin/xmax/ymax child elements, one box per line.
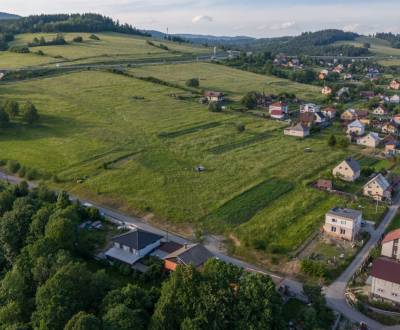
<box><xmin>0</xmin><ymin>12</ymin><xmax>20</xmax><ymax>20</ymax></box>
<box><xmin>146</xmin><ymin>30</ymin><xmax>255</xmax><ymax>45</ymax></box>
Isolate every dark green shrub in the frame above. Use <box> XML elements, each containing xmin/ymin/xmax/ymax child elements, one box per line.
<box><xmin>7</xmin><ymin>160</ymin><xmax>20</xmax><ymax>173</ymax></box>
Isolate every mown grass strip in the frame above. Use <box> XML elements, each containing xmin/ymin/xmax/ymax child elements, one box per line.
<box><xmin>207</xmin><ymin>132</ymin><xmax>269</xmax><ymax>155</ymax></box>
<box><xmin>204</xmin><ymin>178</ymin><xmax>293</xmax><ymax>227</ymax></box>
<box><xmin>158</xmin><ymin>122</ymin><xmax>221</xmax><ymax>139</ymax></box>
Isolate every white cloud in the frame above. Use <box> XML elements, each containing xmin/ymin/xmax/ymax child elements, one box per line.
<box><xmin>191</xmin><ymin>15</ymin><xmax>213</xmax><ymax>23</ymax></box>
<box><xmin>343</xmin><ymin>23</ymin><xmax>360</xmax><ymax>32</ymax></box>
<box><xmin>270</xmin><ymin>21</ymin><xmax>296</xmax><ymax>30</ymax></box>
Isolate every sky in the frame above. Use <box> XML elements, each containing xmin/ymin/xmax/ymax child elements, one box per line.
<box><xmin>1</xmin><ymin>0</ymin><xmax>400</xmax><ymax>38</ymax></box>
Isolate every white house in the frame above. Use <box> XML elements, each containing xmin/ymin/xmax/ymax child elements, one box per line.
<box><xmin>390</xmin><ymin>95</ymin><xmax>400</xmax><ymax>104</ymax></box>
<box><xmin>321</xmin><ymin>107</ymin><xmax>336</xmax><ymax>120</ymax></box>
<box><xmin>363</xmin><ymin>173</ymin><xmax>391</xmax><ymax>201</ymax></box>
<box><xmin>106</xmin><ymin>229</ymin><xmax>163</xmax><ymax>265</ymax></box>
<box><xmin>323</xmin><ymin>207</ymin><xmax>362</xmax><ymax>242</ymax></box>
<box><xmin>347</xmin><ymin>120</ymin><xmax>365</xmax><ymax>136</ymax></box>
<box><xmin>370</xmin><ymin>257</ymin><xmax>400</xmax><ymax>304</ymax></box>
<box><xmin>321</xmin><ymin>86</ymin><xmax>333</xmax><ymax>95</ymax></box>
<box><xmin>332</xmin><ymin>158</ymin><xmax>361</xmax><ymax>182</ymax></box>
<box><xmin>284</xmin><ymin>123</ymin><xmax>310</xmax><ymax>138</ymax></box>
<box><xmin>205</xmin><ymin>91</ymin><xmax>224</xmax><ymax>103</ymax></box>
<box><xmin>373</xmin><ymin>105</ymin><xmax>388</xmax><ymax>116</ymax></box>
<box><xmin>356</xmin><ymin>132</ymin><xmax>382</xmax><ymax>148</ymax></box>
<box><xmin>300</xmin><ymin>103</ymin><xmax>320</xmax><ymax>113</ymax></box>
<box><xmin>381</xmin><ymin>229</ymin><xmax>400</xmax><ymax>261</ymax></box>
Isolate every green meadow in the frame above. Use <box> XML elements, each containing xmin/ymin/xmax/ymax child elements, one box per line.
<box><xmin>1</xmin><ymin>32</ymin><xmax>211</xmax><ymax>69</ymax></box>
<box><xmin>129</xmin><ymin>62</ymin><xmax>323</xmax><ymax>101</ymax></box>
<box><xmin>0</xmin><ymin>64</ymin><xmax>356</xmax><ymax>257</ymax></box>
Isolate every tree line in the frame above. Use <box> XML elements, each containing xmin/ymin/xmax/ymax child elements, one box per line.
<box><xmin>0</xmin><ymin>99</ymin><xmax>40</xmax><ymax>127</ymax></box>
<box><xmin>0</xmin><ymin>13</ymin><xmax>149</xmax><ymax>50</ymax></box>
<box><xmin>0</xmin><ymin>182</ymin><xmax>329</xmax><ymax>330</ymax></box>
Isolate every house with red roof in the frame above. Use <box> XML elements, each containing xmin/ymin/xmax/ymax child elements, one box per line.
<box><xmin>381</xmin><ymin>229</ymin><xmax>400</xmax><ymax>261</ymax></box>
<box><xmin>205</xmin><ymin>91</ymin><xmax>224</xmax><ymax>103</ymax></box>
<box><xmin>390</xmin><ymin>79</ymin><xmax>400</xmax><ymax>90</ymax></box>
<box><xmin>269</xmin><ymin>102</ymin><xmax>288</xmax><ymax>120</ymax></box>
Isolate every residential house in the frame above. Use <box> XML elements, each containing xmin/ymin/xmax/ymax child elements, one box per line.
<box><xmin>319</xmin><ymin>70</ymin><xmax>328</xmax><ymax>80</ymax></box>
<box><xmin>382</xmin><ymin>122</ymin><xmax>399</xmax><ymax>135</ymax></box>
<box><xmin>370</xmin><ymin>257</ymin><xmax>400</xmax><ymax>304</ymax></box>
<box><xmin>321</xmin><ymin>86</ymin><xmax>333</xmax><ymax>95</ymax></box>
<box><xmin>316</xmin><ymin>179</ymin><xmax>333</xmax><ymax>191</ymax></box>
<box><xmin>356</xmin><ymin>132</ymin><xmax>382</xmax><ymax>148</ymax></box>
<box><xmin>106</xmin><ymin>229</ymin><xmax>163</xmax><ymax>265</ymax></box>
<box><xmin>300</xmin><ymin>103</ymin><xmax>320</xmax><ymax>113</ymax></box>
<box><xmin>373</xmin><ymin>105</ymin><xmax>389</xmax><ymax>116</ymax></box>
<box><xmin>337</xmin><ymin>87</ymin><xmax>350</xmax><ymax>100</ymax></box>
<box><xmin>344</xmin><ymin>73</ymin><xmax>353</xmax><ymax>80</ymax></box>
<box><xmin>164</xmin><ymin>244</ymin><xmax>213</xmax><ymax>271</ymax></box>
<box><xmin>347</xmin><ymin>120</ymin><xmax>365</xmax><ymax>136</ymax></box>
<box><xmin>393</xmin><ymin>114</ymin><xmax>400</xmax><ymax>125</ymax></box>
<box><xmin>284</xmin><ymin>123</ymin><xmax>310</xmax><ymax>138</ymax></box>
<box><xmin>314</xmin><ymin>112</ymin><xmax>327</xmax><ymax>124</ymax></box>
<box><xmin>205</xmin><ymin>91</ymin><xmax>224</xmax><ymax>103</ymax></box>
<box><xmin>299</xmin><ymin>112</ymin><xmax>315</xmax><ymax>126</ymax></box>
<box><xmin>385</xmin><ymin>140</ymin><xmax>400</xmax><ymax>156</ymax></box>
<box><xmin>390</xmin><ymin>79</ymin><xmax>400</xmax><ymax>90</ymax></box>
<box><xmin>323</xmin><ymin>207</ymin><xmax>362</xmax><ymax>242</ymax></box>
<box><xmin>341</xmin><ymin>109</ymin><xmax>358</xmax><ymax>121</ymax></box>
<box><xmin>360</xmin><ymin>91</ymin><xmax>375</xmax><ymax>100</ymax></box>
<box><xmin>363</xmin><ymin>173</ymin><xmax>391</xmax><ymax>201</ymax></box>
<box><xmin>332</xmin><ymin>158</ymin><xmax>361</xmax><ymax>182</ymax></box>
<box><xmin>390</xmin><ymin>95</ymin><xmax>400</xmax><ymax>104</ymax></box>
<box><xmin>332</xmin><ymin>64</ymin><xmax>344</xmax><ymax>74</ymax></box>
<box><xmin>321</xmin><ymin>107</ymin><xmax>337</xmax><ymax>120</ymax></box>
<box><xmin>269</xmin><ymin>102</ymin><xmax>288</xmax><ymax>120</ymax></box>
<box><xmin>381</xmin><ymin>229</ymin><xmax>400</xmax><ymax>261</ymax></box>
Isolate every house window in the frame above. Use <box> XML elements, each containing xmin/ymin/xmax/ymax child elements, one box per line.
<box><xmin>341</xmin><ymin>220</ymin><xmax>346</xmax><ymax>225</ymax></box>
<box><xmin>331</xmin><ymin>218</ymin><xmax>337</xmax><ymax>223</ymax></box>
<box><xmin>392</xmin><ymin>293</ymin><xmax>398</xmax><ymax>297</ymax></box>
<box><xmin>331</xmin><ymin>226</ymin><xmax>337</xmax><ymax>232</ymax></box>
<box><xmin>378</xmin><ymin>288</ymin><xmax>384</xmax><ymax>293</ymax></box>
<box><xmin>340</xmin><ymin>228</ymin><xmax>346</xmax><ymax>235</ymax></box>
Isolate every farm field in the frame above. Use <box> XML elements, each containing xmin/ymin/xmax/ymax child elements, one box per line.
<box><xmin>0</xmin><ymin>66</ymin><xmax>371</xmax><ymax>264</ymax></box>
<box><xmin>1</xmin><ymin>32</ymin><xmax>210</xmax><ymax>69</ymax></box>
<box><xmin>129</xmin><ymin>62</ymin><xmax>323</xmax><ymax>101</ymax></box>
<box><xmin>336</xmin><ymin>36</ymin><xmax>400</xmax><ymax>57</ymax></box>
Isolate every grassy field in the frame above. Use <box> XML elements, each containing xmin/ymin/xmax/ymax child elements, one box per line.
<box><xmin>0</xmin><ymin>64</ymin><xmax>365</xmax><ymax>260</ymax></box>
<box><xmin>336</xmin><ymin>36</ymin><xmax>400</xmax><ymax>57</ymax></box>
<box><xmin>1</xmin><ymin>32</ymin><xmax>210</xmax><ymax>69</ymax></box>
<box><xmin>128</xmin><ymin>62</ymin><xmax>323</xmax><ymax>101</ymax></box>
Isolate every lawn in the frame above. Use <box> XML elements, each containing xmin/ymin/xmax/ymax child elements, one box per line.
<box><xmin>128</xmin><ymin>62</ymin><xmax>323</xmax><ymax>101</ymax></box>
<box><xmin>387</xmin><ymin>212</ymin><xmax>400</xmax><ymax>232</ymax></box>
<box><xmin>0</xmin><ymin>67</ymin><xmax>359</xmax><ymax>259</ymax></box>
<box><xmin>2</xmin><ymin>32</ymin><xmax>210</xmax><ymax>69</ymax></box>
<box><xmin>336</xmin><ymin>36</ymin><xmax>400</xmax><ymax>57</ymax></box>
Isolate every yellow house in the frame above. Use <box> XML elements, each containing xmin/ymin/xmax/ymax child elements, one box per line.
<box><xmin>363</xmin><ymin>174</ymin><xmax>391</xmax><ymax>201</ymax></box>
<box><xmin>332</xmin><ymin>158</ymin><xmax>361</xmax><ymax>182</ymax></box>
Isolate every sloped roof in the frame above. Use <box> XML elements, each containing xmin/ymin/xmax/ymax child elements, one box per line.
<box><xmin>365</xmin><ymin>173</ymin><xmax>390</xmax><ymax>191</ymax></box>
<box><xmin>112</xmin><ymin>229</ymin><xmax>163</xmax><ymax>250</ymax></box>
<box><xmin>291</xmin><ymin>123</ymin><xmax>309</xmax><ymax>131</ymax></box>
<box><xmin>165</xmin><ymin>244</ymin><xmax>213</xmax><ymax>268</ymax></box>
<box><xmin>341</xmin><ymin>158</ymin><xmax>361</xmax><ymax>173</ymax></box>
<box><xmin>383</xmin><ymin>229</ymin><xmax>400</xmax><ymax>244</ymax></box>
<box><xmin>271</xmin><ymin>102</ymin><xmax>287</xmax><ymax>107</ymax></box>
<box><xmin>348</xmin><ymin>120</ymin><xmax>364</xmax><ymax>128</ymax></box>
<box><xmin>323</xmin><ymin>107</ymin><xmax>336</xmax><ymax>113</ymax></box>
<box><xmin>371</xmin><ymin>257</ymin><xmax>400</xmax><ymax>285</ymax></box>
<box><xmin>271</xmin><ymin>109</ymin><xmax>284</xmax><ymax>115</ymax></box>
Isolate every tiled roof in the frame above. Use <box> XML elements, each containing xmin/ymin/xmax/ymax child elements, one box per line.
<box><xmin>342</xmin><ymin>158</ymin><xmax>361</xmax><ymax>173</ymax></box>
<box><xmin>371</xmin><ymin>257</ymin><xmax>400</xmax><ymax>285</ymax></box>
<box><xmin>383</xmin><ymin>229</ymin><xmax>400</xmax><ymax>244</ymax></box>
<box><xmin>165</xmin><ymin>244</ymin><xmax>213</xmax><ymax>268</ymax></box>
<box><xmin>112</xmin><ymin>229</ymin><xmax>163</xmax><ymax>250</ymax></box>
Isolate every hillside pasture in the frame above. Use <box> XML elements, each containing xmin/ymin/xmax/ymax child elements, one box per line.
<box><xmin>2</xmin><ymin>32</ymin><xmax>211</xmax><ymax>69</ymax></box>
<box><xmin>129</xmin><ymin>62</ymin><xmax>323</xmax><ymax>101</ymax></box>
<box><xmin>0</xmin><ymin>68</ymin><xmax>356</xmax><ymax>257</ymax></box>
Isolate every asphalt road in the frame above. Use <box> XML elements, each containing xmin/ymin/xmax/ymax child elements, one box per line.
<box><xmin>0</xmin><ymin>171</ymin><xmax>307</xmax><ymax>301</ymax></box>
<box><xmin>325</xmin><ymin>193</ymin><xmax>400</xmax><ymax>330</ymax></box>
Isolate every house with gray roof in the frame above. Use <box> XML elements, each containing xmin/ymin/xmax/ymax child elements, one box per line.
<box><xmin>363</xmin><ymin>173</ymin><xmax>391</xmax><ymax>201</ymax></box>
<box><xmin>164</xmin><ymin>244</ymin><xmax>214</xmax><ymax>271</ymax></box>
<box><xmin>284</xmin><ymin>123</ymin><xmax>310</xmax><ymax>138</ymax></box>
<box><xmin>332</xmin><ymin>158</ymin><xmax>361</xmax><ymax>182</ymax></box>
<box><xmin>106</xmin><ymin>229</ymin><xmax>163</xmax><ymax>265</ymax></box>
